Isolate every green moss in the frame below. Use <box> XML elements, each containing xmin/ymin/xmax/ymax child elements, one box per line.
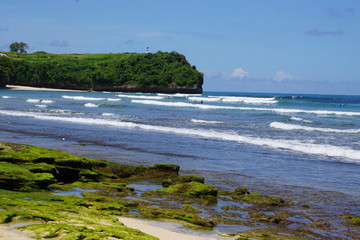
<box><xmin>249</xmin><ymin>211</ymin><xmax>290</xmax><ymax>225</ymax></box>
<box><xmin>340</xmin><ymin>213</ymin><xmax>360</xmax><ymax>226</ymax></box>
<box><xmin>182</xmin><ymin>204</ymin><xmax>202</xmax><ymax>213</ymax></box>
<box><xmin>139</xmin><ymin>206</ymin><xmax>214</xmax><ymax>228</ymax></box>
<box><xmin>241</xmin><ymin>192</ymin><xmax>292</xmax><ymax>207</ymax></box>
<box><xmin>162</xmin><ymin>175</ymin><xmax>205</xmax><ymax>187</ymax></box>
<box><xmin>34</xmin><ymin>172</ymin><xmax>57</xmax><ymax>188</ymax></box>
<box><xmin>235</xmin><ymin>228</ymin><xmax>315</xmax><ymax>240</ymax></box>
<box><xmin>160</xmin><ymin>182</ymin><xmax>218</xmax><ymax>197</ymax></box>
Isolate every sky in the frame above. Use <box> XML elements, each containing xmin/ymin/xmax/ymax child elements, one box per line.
<box><xmin>1</xmin><ymin>0</ymin><xmax>360</xmax><ymax>95</ymax></box>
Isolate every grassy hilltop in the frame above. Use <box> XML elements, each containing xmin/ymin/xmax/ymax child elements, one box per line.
<box><xmin>0</xmin><ymin>51</ymin><xmax>203</xmax><ymax>93</ymax></box>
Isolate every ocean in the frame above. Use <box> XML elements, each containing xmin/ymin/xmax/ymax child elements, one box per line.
<box><xmin>0</xmin><ymin>89</ymin><xmax>359</xmax><ymax>235</ymax></box>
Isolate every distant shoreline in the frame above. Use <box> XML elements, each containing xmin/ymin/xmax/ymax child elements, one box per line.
<box><xmin>4</xmin><ymin>85</ymin><xmax>86</xmax><ymax>92</ymax></box>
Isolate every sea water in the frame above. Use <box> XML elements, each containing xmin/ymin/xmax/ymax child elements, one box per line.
<box><xmin>0</xmin><ymin>89</ymin><xmax>359</xmax><ymax>223</ymax></box>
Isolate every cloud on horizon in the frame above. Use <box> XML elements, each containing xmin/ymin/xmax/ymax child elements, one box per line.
<box><xmin>230</xmin><ymin>68</ymin><xmax>248</xmax><ymax>79</ymax></box>
<box><xmin>49</xmin><ymin>40</ymin><xmax>69</xmax><ymax>47</ymax></box>
<box><xmin>306</xmin><ymin>28</ymin><xmax>345</xmax><ymax>36</ymax></box>
<box><xmin>273</xmin><ymin>70</ymin><xmax>294</xmax><ymax>82</ymax></box>
<box><xmin>0</xmin><ymin>27</ymin><xmax>9</xmax><ymax>32</ymax></box>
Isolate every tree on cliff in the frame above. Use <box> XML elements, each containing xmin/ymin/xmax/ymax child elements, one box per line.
<box><xmin>9</xmin><ymin>42</ymin><xmax>29</xmax><ymax>56</ymax></box>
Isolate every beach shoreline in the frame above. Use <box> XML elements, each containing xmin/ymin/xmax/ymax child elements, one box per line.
<box><xmin>4</xmin><ymin>85</ymin><xmax>87</xmax><ymax>92</ymax></box>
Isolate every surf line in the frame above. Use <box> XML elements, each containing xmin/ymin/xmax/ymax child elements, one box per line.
<box><xmin>1</xmin><ymin>109</ymin><xmax>360</xmax><ymax>162</ymax></box>
<box><xmin>131</xmin><ymin>100</ymin><xmax>360</xmax><ymax>117</ymax></box>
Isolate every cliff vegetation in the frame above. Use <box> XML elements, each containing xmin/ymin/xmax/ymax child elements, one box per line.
<box><xmin>0</xmin><ymin>51</ymin><xmax>203</xmax><ymax>93</ymax></box>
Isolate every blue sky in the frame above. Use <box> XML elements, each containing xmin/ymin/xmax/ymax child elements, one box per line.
<box><xmin>1</xmin><ymin>0</ymin><xmax>360</xmax><ymax>95</ymax></box>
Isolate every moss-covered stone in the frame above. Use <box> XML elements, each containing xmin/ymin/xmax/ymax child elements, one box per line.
<box><xmin>162</xmin><ymin>175</ymin><xmax>205</xmax><ymax>187</ymax></box>
<box><xmin>340</xmin><ymin>213</ymin><xmax>360</xmax><ymax>226</ymax></box>
<box><xmin>241</xmin><ymin>192</ymin><xmax>293</xmax><ymax>207</ymax></box>
<box><xmin>234</xmin><ymin>228</ymin><xmax>315</xmax><ymax>240</ymax></box>
<box><xmin>160</xmin><ymin>182</ymin><xmax>218</xmax><ymax>197</ymax></box>
<box><xmin>139</xmin><ymin>206</ymin><xmax>214</xmax><ymax>228</ymax></box>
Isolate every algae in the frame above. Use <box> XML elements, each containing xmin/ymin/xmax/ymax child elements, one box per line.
<box><xmin>0</xmin><ymin>141</ymin><xmax>356</xmax><ymax>239</ymax></box>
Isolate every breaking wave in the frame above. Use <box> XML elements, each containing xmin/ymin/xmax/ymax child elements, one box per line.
<box><xmin>116</xmin><ymin>94</ymin><xmax>164</xmax><ymax>100</ymax></box>
<box><xmin>221</xmin><ymin>96</ymin><xmax>277</xmax><ymax>104</ymax></box>
<box><xmin>62</xmin><ymin>95</ymin><xmax>106</xmax><ymax>101</ymax></box>
<box><xmin>190</xmin><ymin>119</ymin><xmax>225</xmax><ymax>124</ymax></box>
<box><xmin>84</xmin><ymin>103</ymin><xmax>99</xmax><ymax>108</ymax></box>
<box><xmin>270</xmin><ymin>122</ymin><xmax>360</xmax><ymax>134</ymax></box>
<box><xmin>131</xmin><ymin>100</ymin><xmax>360</xmax><ymax>116</ymax></box>
<box><xmin>0</xmin><ymin>109</ymin><xmax>359</xmax><ymax>162</ymax></box>
<box><xmin>26</xmin><ymin>99</ymin><xmax>41</xmax><ymax>103</ymax></box>
<box><xmin>290</xmin><ymin>117</ymin><xmax>313</xmax><ymax>123</ymax></box>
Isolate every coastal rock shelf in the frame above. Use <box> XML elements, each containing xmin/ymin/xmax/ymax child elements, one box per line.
<box><xmin>0</xmin><ymin>142</ymin><xmax>359</xmax><ymax>239</ymax></box>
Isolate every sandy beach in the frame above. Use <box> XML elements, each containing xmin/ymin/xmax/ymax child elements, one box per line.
<box><xmin>0</xmin><ymin>225</ymin><xmax>34</xmax><ymax>240</ymax></box>
<box><xmin>118</xmin><ymin>217</ymin><xmax>224</xmax><ymax>240</ymax></box>
<box><xmin>0</xmin><ymin>219</ymin><xmax>226</xmax><ymax>240</ymax></box>
<box><xmin>5</xmin><ymin>85</ymin><xmax>86</xmax><ymax>92</ymax></box>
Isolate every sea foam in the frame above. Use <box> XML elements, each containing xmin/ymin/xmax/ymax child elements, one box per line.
<box><xmin>62</xmin><ymin>95</ymin><xmax>106</xmax><ymax>101</ymax></box>
<box><xmin>221</xmin><ymin>96</ymin><xmax>277</xmax><ymax>104</ymax></box>
<box><xmin>131</xmin><ymin>100</ymin><xmax>360</xmax><ymax>116</ymax></box>
<box><xmin>26</xmin><ymin>99</ymin><xmax>41</xmax><ymax>103</ymax></box>
<box><xmin>116</xmin><ymin>94</ymin><xmax>164</xmax><ymax>100</ymax></box>
<box><xmin>84</xmin><ymin>103</ymin><xmax>99</xmax><ymax>108</ymax></box>
<box><xmin>270</xmin><ymin>122</ymin><xmax>360</xmax><ymax>134</ymax></box>
<box><xmin>191</xmin><ymin>119</ymin><xmax>225</xmax><ymax>124</ymax></box>
<box><xmin>0</xmin><ymin>109</ymin><xmax>359</xmax><ymax>162</ymax></box>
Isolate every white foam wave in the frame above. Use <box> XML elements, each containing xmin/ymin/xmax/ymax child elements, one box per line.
<box><xmin>221</xmin><ymin>96</ymin><xmax>277</xmax><ymax>104</ymax></box>
<box><xmin>62</xmin><ymin>95</ymin><xmax>106</xmax><ymax>101</ymax></box>
<box><xmin>102</xmin><ymin>113</ymin><xmax>116</xmax><ymax>117</ymax></box>
<box><xmin>131</xmin><ymin>100</ymin><xmax>360</xmax><ymax>116</ymax></box>
<box><xmin>290</xmin><ymin>117</ymin><xmax>313</xmax><ymax>123</ymax></box>
<box><xmin>270</xmin><ymin>122</ymin><xmax>360</xmax><ymax>134</ymax></box>
<box><xmin>174</xmin><ymin>93</ymin><xmax>202</xmax><ymax>97</ymax></box>
<box><xmin>84</xmin><ymin>103</ymin><xmax>99</xmax><ymax>108</ymax></box>
<box><xmin>0</xmin><ymin>109</ymin><xmax>359</xmax><ymax>162</ymax></box>
<box><xmin>188</xmin><ymin>97</ymin><xmax>222</xmax><ymax>102</ymax></box>
<box><xmin>191</xmin><ymin>119</ymin><xmax>225</xmax><ymax>124</ymax></box>
<box><xmin>107</xmin><ymin>98</ymin><xmax>121</xmax><ymax>102</ymax></box>
<box><xmin>26</xmin><ymin>99</ymin><xmax>41</xmax><ymax>103</ymax></box>
<box><xmin>1</xmin><ymin>96</ymin><xmax>14</xmax><ymax>99</ymax></box>
<box><xmin>41</xmin><ymin>100</ymin><xmax>54</xmax><ymax>104</ymax></box>
<box><xmin>35</xmin><ymin>104</ymin><xmax>47</xmax><ymax>108</ymax></box>
<box><xmin>116</xmin><ymin>94</ymin><xmax>164</xmax><ymax>100</ymax></box>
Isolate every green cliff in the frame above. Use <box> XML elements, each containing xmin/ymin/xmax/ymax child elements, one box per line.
<box><xmin>0</xmin><ymin>51</ymin><xmax>203</xmax><ymax>93</ymax></box>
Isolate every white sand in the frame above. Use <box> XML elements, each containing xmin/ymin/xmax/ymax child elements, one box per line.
<box><xmin>5</xmin><ymin>85</ymin><xmax>86</xmax><ymax>92</ymax></box>
<box><xmin>119</xmin><ymin>217</ymin><xmax>225</xmax><ymax>240</ymax></box>
<box><xmin>0</xmin><ymin>225</ymin><xmax>34</xmax><ymax>240</ymax></box>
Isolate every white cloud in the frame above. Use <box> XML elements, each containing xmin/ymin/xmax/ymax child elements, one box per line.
<box><xmin>273</xmin><ymin>70</ymin><xmax>294</xmax><ymax>82</ymax></box>
<box><xmin>230</xmin><ymin>68</ymin><xmax>248</xmax><ymax>79</ymax></box>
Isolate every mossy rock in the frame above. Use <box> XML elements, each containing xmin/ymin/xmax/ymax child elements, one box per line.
<box><xmin>54</xmin><ymin>157</ymin><xmax>107</xmax><ymax>169</ymax></box>
<box><xmin>241</xmin><ymin>192</ymin><xmax>292</xmax><ymax>207</ymax></box>
<box><xmin>139</xmin><ymin>206</ymin><xmax>214</xmax><ymax>228</ymax></box>
<box><xmin>0</xmin><ymin>211</ymin><xmax>16</xmax><ymax>223</ymax></box>
<box><xmin>23</xmin><ymin>162</ymin><xmax>58</xmax><ymax>175</ymax></box>
<box><xmin>162</xmin><ymin>175</ymin><xmax>205</xmax><ymax>187</ymax></box>
<box><xmin>182</xmin><ymin>204</ymin><xmax>202</xmax><ymax>213</ymax></box>
<box><xmin>34</xmin><ymin>172</ymin><xmax>57</xmax><ymax>188</ymax></box>
<box><xmin>234</xmin><ymin>187</ymin><xmax>250</xmax><ymax>195</ymax></box>
<box><xmin>0</xmin><ymin>142</ymin><xmax>76</xmax><ymax>163</ymax></box>
<box><xmin>249</xmin><ymin>211</ymin><xmax>290</xmax><ymax>225</ymax></box>
<box><xmin>235</xmin><ymin>228</ymin><xmax>315</xmax><ymax>240</ymax></box>
<box><xmin>0</xmin><ymin>162</ymin><xmax>38</xmax><ymax>191</ymax></box>
<box><xmin>160</xmin><ymin>182</ymin><xmax>218</xmax><ymax>197</ymax></box>
<box><xmin>340</xmin><ymin>213</ymin><xmax>360</xmax><ymax>226</ymax></box>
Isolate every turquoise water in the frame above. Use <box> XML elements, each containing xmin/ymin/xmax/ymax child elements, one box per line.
<box><xmin>1</xmin><ymin>89</ymin><xmax>359</xmax><ymax>234</ymax></box>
